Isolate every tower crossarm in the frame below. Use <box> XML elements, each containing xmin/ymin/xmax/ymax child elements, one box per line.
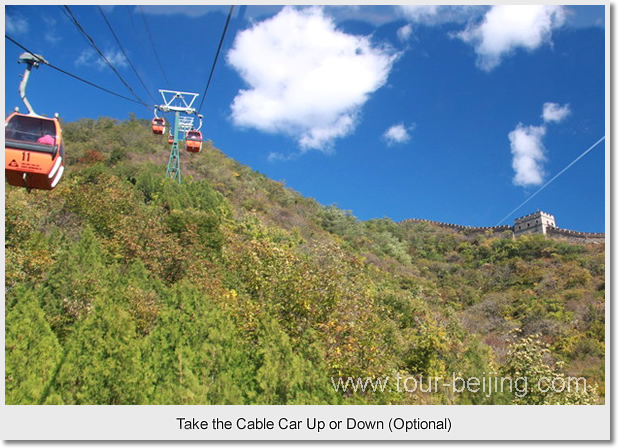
<box><xmin>158</xmin><ymin>89</ymin><xmax>199</xmax><ymax>113</ymax></box>
<box><xmin>157</xmin><ymin>105</ymin><xmax>197</xmax><ymax>114</ymax></box>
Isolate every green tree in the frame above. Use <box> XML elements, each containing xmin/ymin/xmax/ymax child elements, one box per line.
<box><xmin>502</xmin><ymin>333</ymin><xmax>598</xmax><ymax>405</ymax></box>
<box><xmin>5</xmin><ymin>287</ymin><xmax>62</xmax><ymax>404</ymax></box>
<box><xmin>52</xmin><ymin>293</ymin><xmax>147</xmax><ymax>405</ymax></box>
<box><xmin>42</xmin><ymin>226</ymin><xmax>108</xmax><ymax>340</ymax></box>
<box><xmin>252</xmin><ymin>317</ymin><xmax>338</xmax><ymax>404</ymax></box>
<box><xmin>144</xmin><ymin>282</ymin><xmax>252</xmax><ymax>404</ymax></box>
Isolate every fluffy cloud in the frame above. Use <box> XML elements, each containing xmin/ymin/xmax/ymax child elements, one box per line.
<box><xmin>227</xmin><ymin>6</ymin><xmax>399</xmax><ymax>151</ymax></box>
<box><xmin>458</xmin><ymin>5</ymin><xmax>565</xmax><ymax>71</ymax></box>
<box><xmin>383</xmin><ymin>123</ymin><xmax>413</xmax><ymax>146</ymax></box>
<box><xmin>399</xmin><ymin>5</ymin><xmax>439</xmax><ymax>22</ymax></box>
<box><xmin>75</xmin><ymin>49</ymin><xmax>128</xmax><ymax>71</ymax></box>
<box><xmin>102</xmin><ymin>49</ymin><xmax>128</xmax><ymax>69</ymax></box>
<box><xmin>509</xmin><ymin>124</ymin><xmax>547</xmax><ymax>187</ymax></box>
<box><xmin>43</xmin><ymin>17</ymin><xmax>62</xmax><ymax>44</ymax></box>
<box><xmin>75</xmin><ymin>50</ymin><xmax>94</xmax><ymax>67</ymax></box>
<box><xmin>138</xmin><ymin>5</ymin><xmax>232</xmax><ymax>17</ymax></box>
<box><xmin>6</xmin><ymin>13</ymin><xmax>29</xmax><ymax>35</ymax></box>
<box><xmin>509</xmin><ymin>101</ymin><xmax>573</xmax><ymax>187</ymax></box>
<box><xmin>399</xmin><ymin>5</ymin><xmax>486</xmax><ymax>25</ymax></box>
<box><xmin>397</xmin><ymin>24</ymin><xmax>413</xmax><ymax>43</ymax></box>
<box><xmin>45</xmin><ymin>31</ymin><xmax>61</xmax><ymax>44</ymax></box>
<box><xmin>542</xmin><ymin>102</ymin><xmax>571</xmax><ymax>123</ymax></box>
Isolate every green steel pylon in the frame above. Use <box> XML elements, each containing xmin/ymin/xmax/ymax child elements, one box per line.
<box><xmin>156</xmin><ymin>90</ymin><xmax>203</xmax><ymax>184</ymax></box>
<box><xmin>166</xmin><ymin>111</ymin><xmax>181</xmax><ymax>183</ymax></box>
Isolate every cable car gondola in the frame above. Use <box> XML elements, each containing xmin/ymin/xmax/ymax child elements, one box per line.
<box><xmin>151</xmin><ymin>117</ymin><xmax>166</xmax><ymax>135</ymax></box>
<box><xmin>185</xmin><ymin>129</ymin><xmax>202</xmax><ymax>153</ymax></box>
<box><xmin>5</xmin><ymin>52</ymin><xmax>65</xmax><ymax>191</ymax></box>
<box><xmin>167</xmin><ymin>133</ymin><xmax>184</xmax><ymax>150</ymax></box>
<box><xmin>5</xmin><ymin>112</ymin><xmax>65</xmax><ymax>190</ymax></box>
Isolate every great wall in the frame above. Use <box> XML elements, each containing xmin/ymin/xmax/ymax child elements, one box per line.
<box><xmin>401</xmin><ymin>218</ymin><xmax>513</xmax><ymax>235</ymax></box>
<box><xmin>401</xmin><ymin>211</ymin><xmax>604</xmax><ymax>244</ymax></box>
<box><xmin>545</xmin><ymin>226</ymin><xmax>605</xmax><ymax>244</ymax></box>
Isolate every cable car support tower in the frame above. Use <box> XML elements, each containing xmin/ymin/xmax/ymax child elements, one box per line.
<box><xmin>155</xmin><ymin>90</ymin><xmax>202</xmax><ymax>183</ymax></box>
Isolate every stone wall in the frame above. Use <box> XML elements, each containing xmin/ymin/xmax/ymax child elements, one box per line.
<box><xmin>401</xmin><ymin>218</ymin><xmax>513</xmax><ymax>235</ymax></box>
<box><xmin>546</xmin><ymin>227</ymin><xmax>605</xmax><ymax>244</ymax></box>
<box><xmin>401</xmin><ymin>218</ymin><xmax>605</xmax><ymax>244</ymax></box>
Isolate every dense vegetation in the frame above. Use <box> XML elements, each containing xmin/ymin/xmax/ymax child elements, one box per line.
<box><xmin>5</xmin><ymin>116</ymin><xmax>604</xmax><ymax>404</ymax></box>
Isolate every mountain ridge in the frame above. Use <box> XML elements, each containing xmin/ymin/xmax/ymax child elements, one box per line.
<box><xmin>5</xmin><ymin>116</ymin><xmax>605</xmax><ymax>405</ymax></box>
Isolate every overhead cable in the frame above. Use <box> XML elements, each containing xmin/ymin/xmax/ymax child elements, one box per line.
<box><xmin>63</xmin><ymin>5</ymin><xmax>148</xmax><ymax>106</ymax></box>
<box><xmin>197</xmin><ymin>5</ymin><xmax>235</xmax><ymax>113</ymax></box>
<box><xmin>97</xmin><ymin>6</ymin><xmax>157</xmax><ymax>104</ymax></box>
<box><xmin>6</xmin><ymin>34</ymin><xmax>152</xmax><ymax>108</ymax></box>
<box><xmin>138</xmin><ymin>6</ymin><xmax>171</xmax><ymax>88</ymax></box>
<box><xmin>496</xmin><ymin>135</ymin><xmax>606</xmax><ymax>225</ymax></box>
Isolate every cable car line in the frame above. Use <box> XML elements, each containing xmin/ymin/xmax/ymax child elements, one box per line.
<box><xmin>496</xmin><ymin>135</ymin><xmax>606</xmax><ymax>226</ymax></box>
<box><xmin>126</xmin><ymin>6</ymin><xmax>147</xmax><ymax>54</ymax></box>
<box><xmin>126</xmin><ymin>6</ymin><xmax>156</xmax><ymax>89</ymax></box>
<box><xmin>63</xmin><ymin>5</ymin><xmax>148</xmax><ymax>107</ymax></box>
<box><xmin>6</xmin><ymin>34</ymin><xmax>151</xmax><ymax>108</ymax></box>
<box><xmin>197</xmin><ymin>5</ymin><xmax>235</xmax><ymax>114</ymax></box>
<box><xmin>96</xmin><ymin>6</ymin><xmax>157</xmax><ymax>104</ymax></box>
<box><xmin>138</xmin><ymin>6</ymin><xmax>171</xmax><ymax>88</ymax></box>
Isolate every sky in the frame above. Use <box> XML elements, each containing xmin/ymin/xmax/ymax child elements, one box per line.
<box><xmin>4</xmin><ymin>4</ymin><xmax>607</xmax><ymax>233</ymax></box>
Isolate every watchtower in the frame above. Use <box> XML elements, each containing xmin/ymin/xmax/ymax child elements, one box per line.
<box><xmin>513</xmin><ymin>211</ymin><xmax>556</xmax><ymax>236</ymax></box>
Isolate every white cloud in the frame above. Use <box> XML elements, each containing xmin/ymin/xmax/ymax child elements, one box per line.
<box><xmin>138</xmin><ymin>5</ymin><xmax>228</xmax><ymax>16</ymax></box>
<box><xmin>43</xmin><ymin>16</ymin><xmax>61</xmax><ymax>44</ymax></box>
<box><xmin>509</xmin><ymin>124</ymin><xmax>547</xmax><ymax>187</ymax></box>
<box><xmin>6</xmin><ymin>14</ymin><xmax>29</xmax><ymax>35</ymax></box>
<box><xmin>227</xmin><ymin>6</ymin><xmax>399</xmax><ymax>152</ymax></box>
<box><xmin>509</xmin><ymin>101</ymin><xmax>571</xmax><ymax>188</ymax></box>
<box><xmin>399</xmin><ymin>5</ymin><xmax>486</xmax><ymax>25</ymax></box>
<box><xmin>458</xmin><ymin>5</ymin><xmax>565</xmax><ymax>71</ymax></box>
<box><xmin>383</xmin><ymin>123</ymin><xmax>413</xmax><ymax>146</ymax></box>
<box><xmin>140</xmin><ymin>5</ymin><xmax>400</xmax><ymax>27</ymax></box>
<box><xmin>542</xmin><ymin>102</ymin><xmax>571</xmax><ymax>123</ymax></box>
<box><xmin>75</xmin><ymin>50</ymin><xmax>95</xmax><ymax>67</ymax></box>
<box><xmin>102</xmin><ymin>49</ymin><xmax>128</xmax><ymax>69</ymax></box>
<box><xmin>75</xmin><ymin>49</ymin><xmax>128</xmax><ymax>71</ymax></box>
<box><xmin>138</xmin><ymin>5</ymin><xmax>283</xmax><ymax>21</ymax></box>
<box><xmin>267</xmin><ymin>151</ymin><xmax>300</xmax><ymax>162</ymax></box>
<box><xmin>399</xmin><ymin>5</ymin><xmax>439</xmax><ymax>22</ymax></box>
<box><xmin>45</xmin><ymin>32</ymin><xmax>61</xmax><ymax>44</ymax></box>
<box><xmin>397</xmin><ymin>24</ymin><xmax>413</xmax><ymax>43</ymax></box>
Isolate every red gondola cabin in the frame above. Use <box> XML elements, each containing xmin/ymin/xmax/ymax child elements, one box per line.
<box><xmin>5</xmin><ymin>112</ymin><xmax>65</xmax><ymax>190</ymax></box>
<box><xmin>185</xmin><ymin>130</ymin><xmax>202</xmax><ymax>153</ymax></box>
<box><xmin>152</xmin><ymin>117</ymin><xmax>166</xmax><ymax>135</ymax></box>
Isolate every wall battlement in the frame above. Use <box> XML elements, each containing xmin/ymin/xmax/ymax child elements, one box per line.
<box><xmin>401</xmin><ymin>214</ymin><xmax>604</xmax><ymax>244</ymax></box>
<box><xmin>401</xmin><ymin>218</ymin><xmax>512</xmax><ymax>235</ymax></box>
<box><xmin>546</xmin><ymin>226</ymin><xmax>605</xmax><ymax>244</ymax></box>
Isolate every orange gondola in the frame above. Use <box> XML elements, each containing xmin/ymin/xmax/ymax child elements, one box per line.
<box><xmin>152</xmin><ymin>117</ymin><xmax>166</xmax><ymax>135</ymax></box>
<box><xmin>5</xmin><ymin>112</ymin><xmax>65</xmax><ymax>190</ymax></box>
<box><xmin>185</xmin><ymin>130</ymin><xmax>202</xmax><ymax>153</ymax></box>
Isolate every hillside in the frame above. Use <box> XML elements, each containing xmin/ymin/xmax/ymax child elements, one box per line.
<box><xmin>5</xmin><ymin>116</ymin><xmax>604</xmax><ymax>405</ymax></box>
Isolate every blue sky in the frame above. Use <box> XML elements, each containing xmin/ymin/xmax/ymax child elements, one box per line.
<box><xmin>5</xmin><ymin>5</ymin><xmax>606</xmax><ymax>232</ymax></box>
